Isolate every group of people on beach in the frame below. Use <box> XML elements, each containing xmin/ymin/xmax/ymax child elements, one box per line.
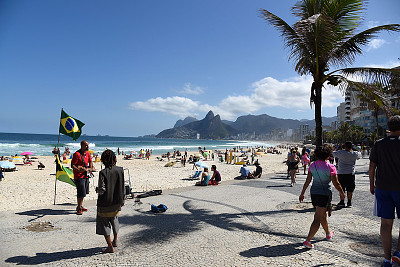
<box><xmin>297</xmin><ymin>115</ymin><xmax>400</xmax><ymax>267</ymax></box>
<box><xmin>55</xmin><ymin>115</ymin><xmax>400</xmax><ymax>265</ymax></box>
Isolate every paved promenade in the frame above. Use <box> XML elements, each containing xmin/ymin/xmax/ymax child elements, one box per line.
<box><xmin>0</xmin><ymin>158</ymin><xmax>388</xmax><ymax>266</ymax></box>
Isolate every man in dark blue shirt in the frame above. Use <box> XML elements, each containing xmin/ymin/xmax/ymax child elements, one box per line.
<box><xmin>369</xmin><ymin>115</ymin><xmax>400</xmax><ymax>266</ymax></box>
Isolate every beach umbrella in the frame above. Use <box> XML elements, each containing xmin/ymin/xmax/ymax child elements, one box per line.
<box><xmin>0</xmin><ymin>161</ymin><xmax>16</xmax><ymax>169</ymax></box>
<box><xmin>195</xmin><ymin>161</ymin><xmax>209</xmax><ymax>168</ymax></box>
<box><xmin>21</xmin><ymin>152</ymin><xmax>34</xmax><ymax>156</ymax></box>
<box><xmin>88</xmin><ymin>150</ymin><xmax>95</xmax><ymax>154</ymax></box>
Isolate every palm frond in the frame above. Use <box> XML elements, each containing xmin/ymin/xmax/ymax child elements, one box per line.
<box><xmin>325</xmin><ymin>0</ymin><xmax>363</xmax><ymax>31</ymax></box>
<box><xmin>292</xmin><ymin>0</ymin><xmax>363</xmax><ymax>31</ymax></box>
<box><xmin>259</xmin><ymin>9</ymin><xmax>311</xmax><ymax>72</ymax></box>
<box><xmin>340</xmin><ymin>67</ymin><xmax>400</xmax><ymax>87</ymax></box>
<box><xmin>293</xmin><ymin>12</ymin><xmax>338</xmax><ymax>75</ymax></box>
<box><xmin>351</xmin><ymin>81</ymin><xmax>397</xmax><ymax>116</ymax></box>
<box><xmin>331</xmin><ymin>24</ymin><xmax>400</xmax><ymax>67</ymax></box>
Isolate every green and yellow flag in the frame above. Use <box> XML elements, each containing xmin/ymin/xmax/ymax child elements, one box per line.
<box><xmin>56</xmin><ymin>155</ymin><xmax>75</xmax><ymax>186</ymax></box>
<box><xmin>59</xmin><ymin>109</ymin><xmax>85</xmax><ymax>141</ymax></box>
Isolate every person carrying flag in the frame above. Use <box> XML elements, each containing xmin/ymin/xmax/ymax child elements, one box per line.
<box><xmin>71</xmin><ymin>140</ymin><xmax>93</xmax><ymax>215</ymax></box>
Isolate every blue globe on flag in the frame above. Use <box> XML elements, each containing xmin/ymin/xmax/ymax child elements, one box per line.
<box><xmin>65</xmin><ymin>118</ymin><xmax>75</xmax><ymax>131</ymax></box>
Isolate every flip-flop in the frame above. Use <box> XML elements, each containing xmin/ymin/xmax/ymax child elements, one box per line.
<box><xmin>102</xmin><ymin>248</ymin><xmax>114</xmax><ymax>253</ymax></box>
<box><xmin>112</xmin><ymin>242</ymin><xmax>118</xmax><ymax>247</ymax></box>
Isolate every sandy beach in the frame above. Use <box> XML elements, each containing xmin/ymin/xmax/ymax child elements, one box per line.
<box><xmin>0</xmin><ymin>150</ymin><xmax>289</xmax><ymax>211</ymax></box>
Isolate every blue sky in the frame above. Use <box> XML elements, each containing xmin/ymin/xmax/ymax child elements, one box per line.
<box><xmin>0</xmin><ymin>0</ymin><xmax>399</xmax><ymax>137</ymax></box>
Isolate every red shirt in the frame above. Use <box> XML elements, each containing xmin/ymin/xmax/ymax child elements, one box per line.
<box><xmin>72</xmin><ymin>150</ymin><xmax>92</xmax><ymax>179</ymax></box>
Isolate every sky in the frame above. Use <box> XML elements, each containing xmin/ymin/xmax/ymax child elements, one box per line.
<box><xmin>0</xmin><ymin>0</ymin><xmax>399</xmax><ymax>137</ymax></box>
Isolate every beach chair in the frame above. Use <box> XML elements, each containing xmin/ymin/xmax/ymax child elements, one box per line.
<box><xmin>188</xmin><ymin>170</ymin><xmax>202</xmax><ymax>180</ymax></box>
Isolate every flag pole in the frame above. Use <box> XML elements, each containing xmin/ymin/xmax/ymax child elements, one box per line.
<box><xmin>54</xmin><ymin>110</ymin><xmax>62</xmax><ymax>205</ymax></box>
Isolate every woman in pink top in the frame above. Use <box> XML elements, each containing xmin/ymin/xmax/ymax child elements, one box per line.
<box><xmin>302</xmin><ymin>152</ymin><xmax>310</xmax><ymax>175</ymax></box>
<box><xmin>299</xmin><ymin>144</ymin><xmax>345</xmax><ymax>249</ymax></box>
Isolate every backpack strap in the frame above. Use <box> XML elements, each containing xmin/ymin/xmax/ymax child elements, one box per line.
<box><xmin>79</xmin><ymin>150</ymin><xmax>88</xmax><ymax>168</ymax></box>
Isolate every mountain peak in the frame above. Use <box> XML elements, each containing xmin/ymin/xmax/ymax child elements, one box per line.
<box><xmin>205</xmin><ymin>110</ymin><xmax>214</xmax><ymax>120</ymax></box>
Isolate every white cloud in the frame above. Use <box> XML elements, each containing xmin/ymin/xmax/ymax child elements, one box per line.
<box><xmin>178</xmin><ymin>83</ymin><xmax>205</xmax><ymax>95</ymax></box>
<box><xmin>129</xmin><ymin>96</ymin><xmax>200</xmax><ymax>117</ymax></box>
<box><xmin>367</xmin><ymin>38</ymin><xmax>386</xmax><ymax>51</ymax></box>
<box><xmin>367</xmin><ymin>21</ymin><xmax>380</xmax><ymax>29</ymax></box>
<box><xmin>365</xmin><ymin>60</ymin><xmax>399</xmax><ymax>69</ymax></box>
<box><xmin>129</xmin><ymin>76</ymin><xmax>344</xmax><ymax>120</ymax></box>
<box><xmin>211</xmin><ymin>76</ymin><xmax>343</xmax><ymax>119</ymax></box>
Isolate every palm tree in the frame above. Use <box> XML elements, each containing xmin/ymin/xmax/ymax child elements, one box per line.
<box><xmin>338</xmin><ymin>122</ymin><xmax>351</xmax><ymax>142</ymax></box>
<box><xmin>260</xmin><ymin>0</ymin><xmax>400</xmax><ymax>146</ymax></box>
<box><xmin>355</xmin><ymin>82</ymin><xmax>395</xmax><ymax>140</ymax></box>
<box><xmin>350</xmin><ymin>125</ymin><xmax>364</xmax><ymax>144</ymax></box>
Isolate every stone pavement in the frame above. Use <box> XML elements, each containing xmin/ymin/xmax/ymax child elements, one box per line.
<box><xmin>0</xmin><ymin>158</ymin><xmax>390</xmax><ymax>266</ymax></box>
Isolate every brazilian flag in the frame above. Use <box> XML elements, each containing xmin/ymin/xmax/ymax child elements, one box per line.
<box><xmin>59</xmin><ymin>109</ymin><xmax>85</xmax><ymax>141</ymax></box>
<box><xmin>56</xmin><ymin>155</ymin><xmax>75</xmax><ymax>186</ymax></box>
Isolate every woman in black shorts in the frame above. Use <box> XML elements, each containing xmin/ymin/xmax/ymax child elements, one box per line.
<box><xmin>287</xmin><ymin>149</ymin><xmax>300</xmax><ymax>186</ymax></box>
<box><xmin>299</xmin><ymin>145</ymin><xmax>345</xmax><ymax>249</ymax></box>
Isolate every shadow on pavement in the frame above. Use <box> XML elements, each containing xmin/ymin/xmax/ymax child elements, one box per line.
<box><xmin>119</xmin><ymin>197</ymin><xmax>315</xmax><ymax>247</ymax></box>
<box><xmin>266</xmin><ymin>184</ymin><xmax>292</xmax><ymax>188</ymax></box>
<box><xmin>5</xmin><ymin>247</ymin><xmax>102</xmax><ymax>265</ymax></box>
<box><xmin>240</xmin><ymin>242</ymin><xmax>308</xmax><ymax>258</ymax></box>
<box><xmin>16</xmin><ymin>208</ymin><xmax>76</xmax><ymax>222</ymax></box>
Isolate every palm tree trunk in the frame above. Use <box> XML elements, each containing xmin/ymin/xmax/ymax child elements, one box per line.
<box><xmin>314</xmin><ymin>82</ymin><xmax>323</xmax><ymax>147</ymax></box>
<box><xmin>375</xmin><ymin>108</ymin><xmax>379</xmax><ymax>140</ymax></box>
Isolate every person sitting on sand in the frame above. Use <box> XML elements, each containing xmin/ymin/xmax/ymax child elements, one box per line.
<box><xmin>38</xmin><ymin>162</ymin><xmax>45</xmax><ymax>170</ymax></box>
<box><xmin>196</xmin><ymin>167</ymin><xmax>210</xmax><ymax>186</ymax></box>
<box><xmin>239</xmin><ymin>164</ymin><xmax>251</xmax><ymax>179</ymax></box>
<box><xmin>96</xmin><ymin>149</ymin><xmax>125</xmax><ymax>253</ymax></box>
<box><xmin>249</xmin><ymin>162</ymin><xmax>262</xmax><ymax>179</ymax></box>
<box><xmin>210</xmin><ymin>165</ymin><xmax>221</xmax><ymax>185</ymax></box>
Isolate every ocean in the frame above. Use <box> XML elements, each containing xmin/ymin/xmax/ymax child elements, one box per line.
<box><xmin>0</xmin><ymin>132</ymin><xmax>276</xmax><ymax>156</ymax></box>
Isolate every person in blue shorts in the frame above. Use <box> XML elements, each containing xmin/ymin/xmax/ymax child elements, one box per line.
<box><xmin>369</xmin><ymin>115</ymin><xmax>400</xmax><ymax>267</ymax></box>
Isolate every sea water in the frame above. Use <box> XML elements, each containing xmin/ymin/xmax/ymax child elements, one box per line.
<box><xmin>0</xmin><ymin>132</ymin><xmax>275</xmax><ymax>156</ymax></box>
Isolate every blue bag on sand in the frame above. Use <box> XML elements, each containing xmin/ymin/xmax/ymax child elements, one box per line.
<box><xmin>151</xmin><ymin>204</ymin><xmax>168</xmax><ymax>213</ymax></box>
<box><xmin>158</xmin><ymin>204</ymin><xmax>167</xmax><ymax>212</ymax></box>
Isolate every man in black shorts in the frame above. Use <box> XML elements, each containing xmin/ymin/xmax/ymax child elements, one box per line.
<box><xmin>71</xmin><ymin>140</ymin><xmax>94</xmax><ymax>215</ymax></box>
<box><xmin>333</xmin><ymin>141</ymin><xmax>360</xmax><ymax>208</ymax></box>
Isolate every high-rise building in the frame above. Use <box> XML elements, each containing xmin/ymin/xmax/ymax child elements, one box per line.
<box><xmin>337</xmin><ymin>102</ymin><xmax>346</xmax><ymax>125</ymax></box>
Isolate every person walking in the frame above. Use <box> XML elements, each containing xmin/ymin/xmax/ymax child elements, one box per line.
<box><xmin>302</xmin><ymin>151</ymin><xmax>310</xmax><ymax>175</ymax></box>
<box><xmin>71</xmin><ymin>140</ymin><xmax>93</xmax><ymax>215</ymax></box>
<box><xmin>299</xmin><ymin>144</ymin><xmax>345</xmax><ymax>249</ymax></box>
<box><xmin>287</xmin><ymin>149</ymin><xmax>300</xmax><ymax>186</ymax></box>
<box><xmin>96</xmin><ymin>149</ymin><xmax>125</xmax><ymax>253</ymax></box>
<box><xmin>369</xmin><ymin>115</ymin><xmax>400</xmax><ymax>267</ymax></box>
<box><xmin>333</xmin><ymin>141</ymin><xmax>360</xmax><ymax>208</ymax></box>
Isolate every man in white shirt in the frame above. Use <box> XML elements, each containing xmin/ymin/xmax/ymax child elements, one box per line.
<box><xmin>333</xmin><ymin>141</ymin><xmax>361</xmax><ymax>208</ymax></box>
<box><xmin>240</xmin><ymin>164</ymin><xmax>251</xmax><ymax>179</ymax></box>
